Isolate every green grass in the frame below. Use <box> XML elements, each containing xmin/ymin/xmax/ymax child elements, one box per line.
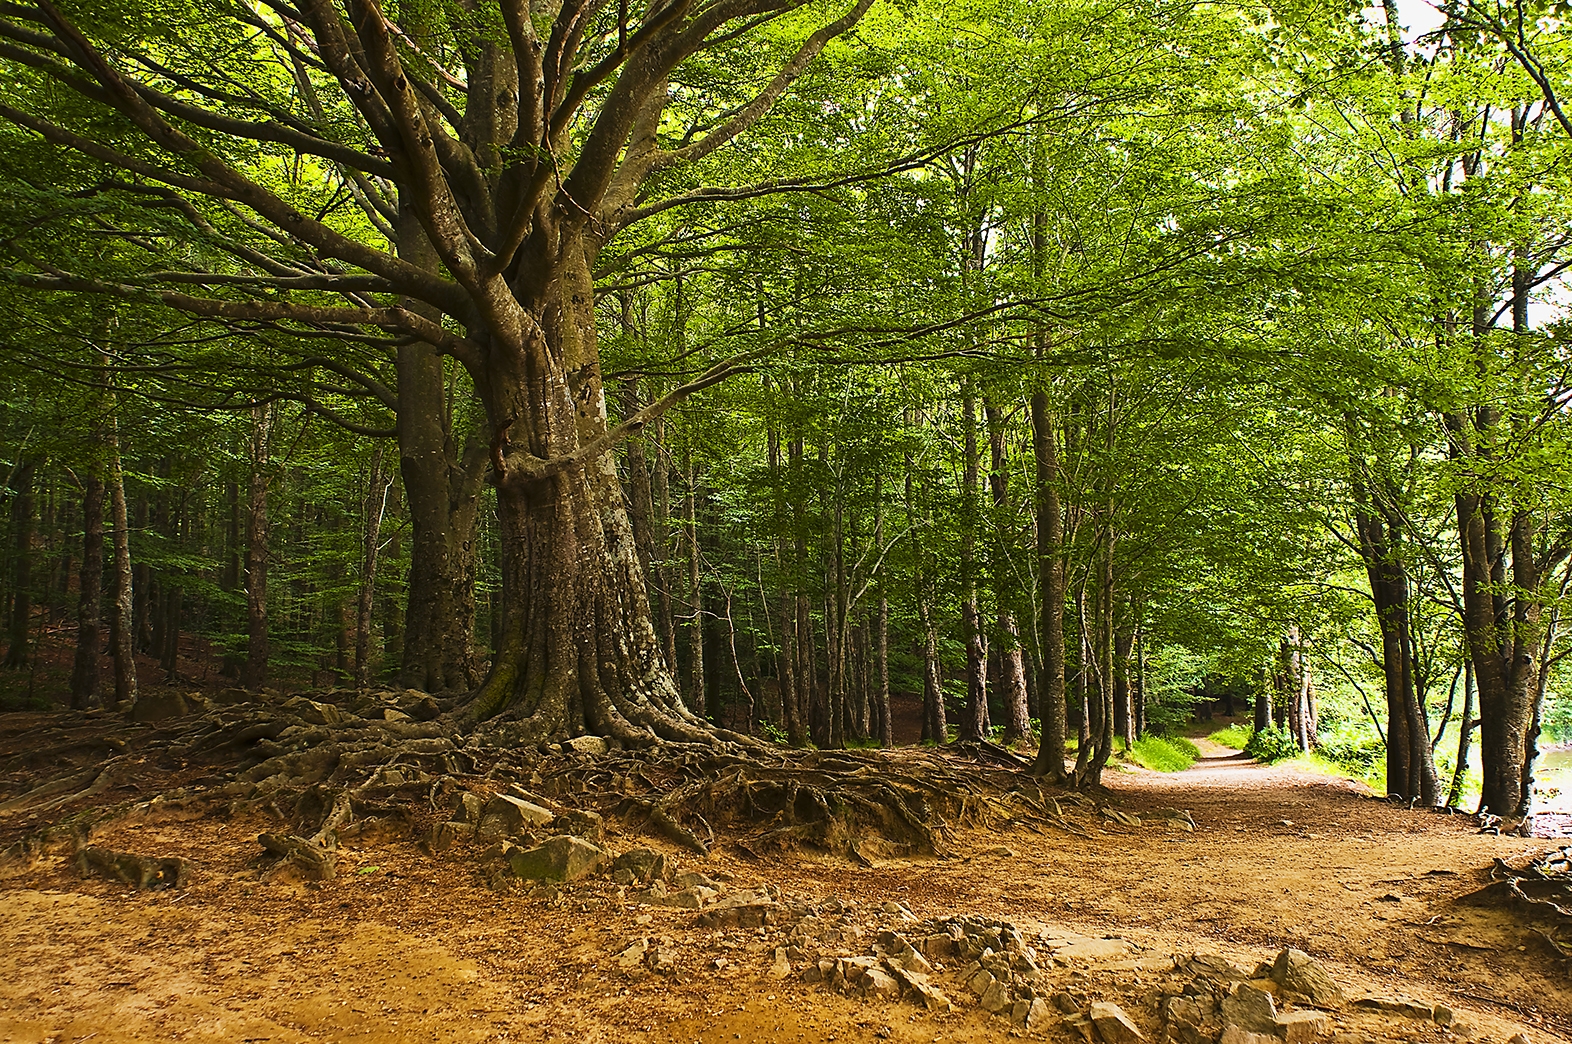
<box><xmin>1126</xmin><ymin>735</ymin><xmax>1201</xmax><ymax>772</ymax></box>
<box><xmin>1208</xmin><ymin>723</ymin><xmax>1253</xmax><ymax>750</ymax></box>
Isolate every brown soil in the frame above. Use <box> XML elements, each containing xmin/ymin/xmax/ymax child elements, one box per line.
<box><xmin>1</xmin><ymin>726</ymin><xmax>1567</xmax><ymax>1044</ymax></box>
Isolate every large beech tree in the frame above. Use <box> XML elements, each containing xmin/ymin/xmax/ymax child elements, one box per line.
<box><xmin>0</xmin><ymin>0</ymin><xmax>874</xmax><ymax>741</ymax></box>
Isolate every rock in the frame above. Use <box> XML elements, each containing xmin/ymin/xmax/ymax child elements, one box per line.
<box><xmin>1506</xmin><ymin>1035</ymin><xmax>1530</xmax><ymax>1044</ymax></box>
<box><xmin>425</xmin><ymin>821</ymin><xmax>475</xmax><ymax>852</ymax></box>
<box><xmin>979</xmin><ymin>977</ymin><xmax>1011</xmax><ymax>1014</ymax></box>
<box><xmin>1432</xmin><ymin>1006</ymin><xmax>1454</xmax><ymax>1028</ymax></box>
<box><xmin>212</xmin><ymin>687</ymin><xmax>258</xmax><ymax>706</ymax></box>
<box><xmin>1012</xmin><ymin>997</ymin><xmax>1053</xmax><ymax>1032</ymax></box>
<box><xmin>130</xmin><ymin>689</ymin><xmax>189</xmax><ymax>722</ymax></box>
<box><xmin>1274</xmin><ymin>1011</ymin><xmax>1331</xmax><ymax>1043</ymax></box>
<box><xmin>75</xmin><ymin>847</ymin><xmax>189</xmax><ymax>890</ymax></box>
<box><xmin>863</xmin><ymin>966</ymin><xmax>902</xmax><ymax>1000</ymax></box>
<box><xmin>1352</xmin><ymin>998</ymin><xmax>1432</xmax><ymax>1019</ymax></box>
<box><xmin>697</xmin><ymin>890</ymin><xmax>779</xmax><ymax>928</ymax></box>
<box><xmin>769</xmin><ymin>947</ymin><xmax>792</xmax><ymax>979</ymax></box>
<box><xmin>883</xmin><ymin>961</ymin><xmax>951</xmax><ymax>1012</ymax></box>
<box><xmin>917</xmin><ymin>932</ymin><xmax>958</xmax><ymax>959</ymax></box>
<box><xmin>612</xmin><ymin>847</ymin><xmax>668</xmax><ymax>885</ymax></box>
<box><xmin>554</xmin><ymin>809</ymin><xmax>605</xmax><ymax>843</ymax></box>
<box><xmin>647</xmin><ymin>946</ymin><xmax>677</xmax><ymax>976</ymax></box>
<box><xmin>506</xmin><ymin>835</ymin><xmax>604</xmax><ymax>882</ymax></box>
<box><xmin>381</xmin><ymin>708</ymin><xmax>412</xmax><ymax>721</ymax></box>
<box><xmin>615</xmin><ymin>938</ymin><xmax>649</xmax><ymax>970</ymax></box>
<box><xmin>1090</xmin><ymin>1001</ymin><xmax>1146</xmax><ymax>1044</ymax></box>
<box><xmin>673</xmin><ymin>870</ymin><xmax>720</xmax><ymax>890</ymax></box>
<box><xmin>1058</xmin><ymin>937</ymin><xmax>1134</xmax><ymax>961</ymax></box>
<box><xmin>1222</xmin><ymin>983</ymin><xmax>1279</xmax><ymax>1035</ymax></box>
<box><xmin>1271</xmin><ymin>949</ymin><xmax>1345</xmax><ymax>1009</ymax></box>
<box><xmin>1064</xmin><ymin>1014</ymin><xmax>1098</xmax><ymax>1044</ymax></box>
<box><xmin>282</xmin><ymin>696</ymin><xmax>342</xmax><ymax>725</ymax></box>
<box><xmin>1221</xmin><ymin>1026</ymin><xmax>1280</xmax><ymax>1044</ymax></box>
<box><xmin>636</xmin><ymin>886</ymin><xmax>702</xmax><ymax>909</ymax></box>
<box><xmin>562</xmin><ymin>734</ymin><xmax>609</xmax><ymax>755</ymax></box>
<box><xmin>1054</xmin><ymin>992</ymin><xmax>1083</xmax><ymax>1015</ymax></box>
<box><xmin>478</xmin><ymin>795</ymin><xmax>556</xmax><ymax>839</ymax></box>
<box><xmin>1183</xmin><ymin>954</ymin><xmax>1250</xmax><ymax>983</ymax></box>
<box><xmin>968</xmin><ymin>967</ymin><xmax>997</xmax><ymax>997</ymax></box>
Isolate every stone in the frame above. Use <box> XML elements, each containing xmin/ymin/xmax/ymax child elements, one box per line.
<box><xmin>612</xmin><ymin>847</ymin><xmax>668</xmax><ymax>885</ymax></box>
<box><xmin>554</xmin><ymin>809</ymin><xmax>605</xmax><ymax>843</ymax></box>
<box><xmin>382</xmin><ymin>707</ymin><xmax>412</xmax><ymax>721</ymax></box>
<box><xmin>1221</xmin><ymin>1026</ymin><xmax>1280</xmax><ymax>1044</ymax></box>
<box><xmin>863</xmin><ymin>966</ymin><xmax>902</xmax><ymax>1000</ymax></box>
<box><xmin>75</xmin><ymin>847</ymin><xmax>189</xmax><ymax>890</ymax></box>
<box><xmin>968</xmin><ymin>967</ymin><xmax>997</xmax><ymax>997</ymax></box>
<box><xmin>1012</xmin><ymin>997</ymin><xmax>1053</xmax><ymax>1032</ymax></box>
<box><xmin>1058</xmin><ymin>937</ymin><xmax>1134</xmax><ymax>961</ymax></box>
<box><xmin>769</xmin><ymin>947</ymin><xmax>792</xmax><ymax>979</ymax></box>
<box><xmin>637</xmin><ymin>886</ymin><xmax>702</xmax><ymax>909</ymax></box>
<box><xmin>1507</xmin><ymin>1035</ymin><xmax>1531</xmax><ymax>1044</ymax></box>
<box><xmin>673</xmin><ymin>870</ymin><xmax>720</xmax><ymax>890</ymax></box>
<box><xmin>979</xmin><ymin>978</ymin><xmax>1012</xmax><ymax>1014</ymax></box>
<box><xmin>1352</xmin><ymin>998</ymin><xmax>1432</xmax><ymax>1019</ymax></box>
<box><xmin>1222</xmin><ymin>983</ymin><xmax>1280</xmax><ymax>1035</ymax></box>
<box><xmin>478</xmin><ymin>794</ymin><xmax>556</xmax><ymax>839</ymax></box>
<box><xmin>1432</xmin><ymin>1006</ymin><xmax>1454</xmax><ymax>1028</ymax></box>
<box><xmin>1271</xmin><ymin>949</ymin><xmax>1346</xmax><ymax>1009</ymax></box>
<box><xmin>562</xmin><ymin>734</ymin><xmax>609</xmax><ymax>755</ymax></box>
<box><xmin>1053</xmin><ymin>993</ymin><xmax>1083</xmax><ymax>1015</ymax></box>
<box><xmin>453</xmin><ymin>791</ymin><xmax>484</xmax><ymax>823</ymax></box>
<box><xmin>425</xmin><ymin>821</ymin><xmax>475</xmax><ymax>852</ymax></box>
<box><xmin>697</xmin><ymin>890</ymin><xmax>779</xmax><ymax>927</ymax></box>
<box><xmin>506</xmin><ymin>834</ymin><xmax>604</xmax><ymax>882</ymax></box>
<box><xmin>1065</xmin><ymin>1014</ymin><xmax>1098</xmax><ymax>1044</ymax></box>
<box><xmin>212</xmin><ymin>687</ymin><xmax>255</xmax><ymax>706</ymax></box>
<box><xmin>1184</xmin><ymin>954</ymin><xmax>1250</xmax><ymax>983</ymax></box>
<box><xmin>1090</xmin><ymin>1001</ymin><xmax>1145</xmax><ymax>1044</ymax></box>
<box><xmin>282</xmin><ymin>696</ymin><xmax>342</xmax><ymax>725</ymax></box>
<box><xmin>615</xmin><ymin>938</ymin><xmax>649</xmax><ymax>970</ymax></box>
<box><xmin>918</xmin><ymin>932</ymin><xmax>958</xmax><ymax>959</ymax></box>
<box><xmin>1274</xmin><ymin>1011</ymin><xmax>1331</xmax><ymax>1043</ymax></box>
<box><xmin>130</xmin><ymin>689</ymin><xmax>189</xmax><ymax>722</ymax></box>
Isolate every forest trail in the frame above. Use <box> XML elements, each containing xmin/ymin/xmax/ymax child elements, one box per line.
<box><xmin>1</xmin><ymin>736</ymin><xmax>1567</xmax><ymax>1044</ymax></box>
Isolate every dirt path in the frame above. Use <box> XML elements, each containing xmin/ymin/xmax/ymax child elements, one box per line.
<box><xmin>1</xmin><ymin>734</ymin><xmax>1566</xmax><ymax>1044</ymax></box>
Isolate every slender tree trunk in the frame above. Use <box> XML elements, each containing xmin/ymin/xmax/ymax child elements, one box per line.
<box><xmin>959</xmin><ymin>380</ymin><xmax>987</xmax><ymax>743</ymax></box>
<box><xmin>3</xmin><ymin>460</ymin><xmax>34</xmax><ymax>669</ymax></box>
<box><xmin>685</xmin><ymin>449</ymin><xmax>705</xmax><ymax>716</ymax></box>
<box><xmin>69</xmin><ymin>472</ymin><xmax>105</xmax><ymax>709</ymax></box>
<box><xmin>1114</xmin><ymin>623</ymin><xmax>1134</xmax><ymax>750</ymax></box>
<box><xmin>1447</xmin><ymin>658</ymin><xmax>1475</xmax><ymax>810</ymax></box>
<box><xmin>1029</xmin><ymin>393</ymin><xmax>1067</xmax><ymax>780</ymax></box>
<box><xmin>779</xmin><ymin>589</ymin><xmax>804</xmax><ymax>745</ymax></box>
<box><xmin>105</xmin><ymin>417</ymin><xmax>136</xmax><ymax>707</ymax></box>
<box><xmin>356</xmin><ymin>443</ymin><xmax>391</xmax><ymax>687</ymax></box>
<box><xmin>242</xmin><ymin>403</ymin><xmax>272</xmax><ymax>690</ymax></box>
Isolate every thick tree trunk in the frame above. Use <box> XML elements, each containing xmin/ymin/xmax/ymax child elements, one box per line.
<box><xmin>3</xmin><ymin>460</ymin><xmax>33</xmax><ymax>669</ymax></box>
<box><xmin>458</xmin><ymin>244</ymin><xmax>710</xmax><ymax>746</ymax></box>
<box><xmin>242</xmin><ymin>404</ymin><xmax>271</xmax><ymax>691</ymax></box>
<box><xmin>69</xmin><ymin>472</ymin><xmax>105</xmax><ymax>709</ymax></box>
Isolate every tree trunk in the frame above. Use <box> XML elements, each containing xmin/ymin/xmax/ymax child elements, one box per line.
<box><xmin>356</xmin><ymin>443</ymin><xmax>392</xmax><ymax>688</ymax></box>
<box><xmin>959</xmin><ymin>378</ymin><xmax>987</xmax><ymax>743</ymax></box>
<box><xmin>684</xmin><ymin>449</ymin><xmax>706</xmax><ymax>717</ymax></box>
<box><xmin>100</xmin><ymin>394</ymin><xmax>136</xmax><ymax>708</ymax></box>
<box><xmin>1029</xmin><ymin>392</ymin><xmax>1067</xmax><ymax>780</ymax></box>
<box><xmin>69</xmin><ymin>472</ymin><xmax>105</xmax><ymax>709</ymax></box>
<box><xmin>242</xmin><ymin>403</ymin><xmax>272</xmax><ymax>691</ymax></box>
<box><xmin>1447</xmin><ymin>658</ymin><xmax>1475</xmax><ymax>810</ymax></box>
<box><xmin>3</xmin><ymin>460</ymin><xmax>34</xmax><ymax>669</ymax></box>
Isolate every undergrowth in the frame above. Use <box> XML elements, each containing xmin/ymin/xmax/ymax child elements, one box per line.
<box><xmin>1208</xmin><ymin>724</ymin><xmax>1253</xmax><ymax>750</ymax></box>
<box><xmin>1126</xmin><ymin>735</ymin><xmax>1200</xmax><ymax>772</ymax></box>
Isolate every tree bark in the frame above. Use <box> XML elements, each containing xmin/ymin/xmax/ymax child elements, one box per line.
<box><xmin>356</xmin><ymin>443</ymin><xmax>392</xmax><ymax>687</ymax></box>
<box><xmin>242</xmin><ymin>403</ymin><xmax>272</xmax><ymax>691</ymax></box>
<box><xmin>3</xmin><ymin>460</ymin><xmax>33</xmax><ymax>669</ymax></box>
<box><xmin>959</xmin><ymin>378</ymin><xmax>987</xmax><ymax>742</ymax></box>
<box><xmin>1029</xmin><ymin>393</ymin><xmax>1067</xmax><ymax>779</ymax></box>
<box><xmin>106</xmin><ymin>415</ymin><xmax>136</xmax><ymax>707</ymax></box>
<box><xmin>69</xmin><ymin>471</ymin><xmax>105</xmax><ymax>709</ymax></box>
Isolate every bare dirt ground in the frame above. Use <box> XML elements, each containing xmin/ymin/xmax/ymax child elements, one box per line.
<box><xmin>1</xmin><ymin>725</ymin><xmax>1567</xmax><ymax>1044</ymax></box>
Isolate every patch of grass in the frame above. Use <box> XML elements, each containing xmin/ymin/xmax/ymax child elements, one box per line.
<box><xmin>1208</xmin><ymin>723</ymin><xmax>1253</xmax><ymax>750</ymax></box>
<box><xmin>1126</xmin><ymin>735</ymin><xmax>1200</xmax><ymax>773</ymax></box>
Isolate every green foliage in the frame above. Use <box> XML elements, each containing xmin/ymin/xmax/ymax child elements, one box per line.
<box><xmin>1244</xmin><ymin>723</ymin><xmax>1303</xmax><ymax>764</ymax></box>
<box><xmin>1127</xmin><ymin>736</ymin><xmax>1201</xmax><ymax>772</ymax></box>
<box><xmin>1208</xmin><ymin>724</ymin><xmax>1254</xmax><ymax>750</ymax></box>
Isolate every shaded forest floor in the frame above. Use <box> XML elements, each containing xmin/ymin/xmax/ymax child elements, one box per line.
<box><xmin>0</xmin><ymin>716</ymin><xmax>1568</xmax><ymax>1044</ymax></box>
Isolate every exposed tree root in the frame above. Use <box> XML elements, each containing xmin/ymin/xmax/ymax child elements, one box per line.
<box><xmin>0</xmin><ymin>689</ymin><xmax>1128</xmax><ymax>882</ymax></box>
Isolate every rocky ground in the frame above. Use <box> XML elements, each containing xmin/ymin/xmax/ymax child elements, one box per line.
<box><xmin>0</xmin><ymin>702</ymin><xmax>1568</xmax><ymax>1044</ymax></box>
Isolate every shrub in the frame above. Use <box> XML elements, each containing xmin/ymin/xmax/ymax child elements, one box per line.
<box><xmin>1127</xmin><ymin>735</ymin><xmax>1200</xmax><ymax>772</ymax></box>
<box><xmin>1244</xmin><ymin>723</ymin><xmax>1303</xmax><ymax>763</ymax></box>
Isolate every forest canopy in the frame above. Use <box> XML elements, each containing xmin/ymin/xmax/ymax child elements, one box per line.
<box><xmin>0</xmin><ymin>0</ymin><xmax>1568</xmax><ymax>828</ymax></box>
